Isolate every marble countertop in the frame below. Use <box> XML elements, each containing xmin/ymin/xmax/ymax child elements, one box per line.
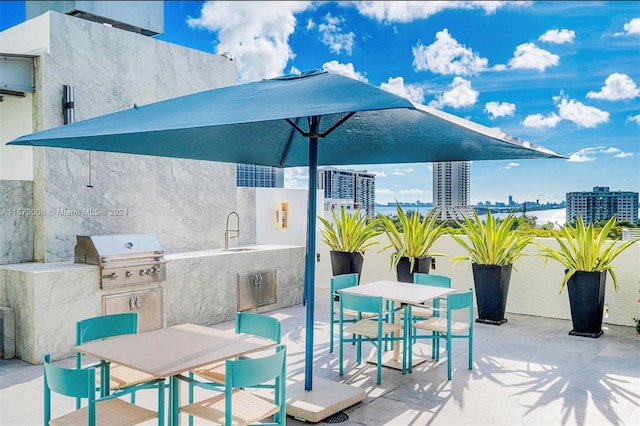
<box><xmin>164</xmin><ymin>244</ymin><xmax>303</xmax><ymax>260</ymax></box>
<box><xmin>0</xmin><ymin>261</ymin><xmax>96</xmax><ymax>273</ymax></box>
<box><xmin>0</xmin><ymin>245</ymin><xmax>304</xmax><ymax>272</ymax></box>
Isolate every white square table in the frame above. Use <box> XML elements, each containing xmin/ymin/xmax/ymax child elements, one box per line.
<box><xmin>73</xmin><ymin>323</ymin><xmax>277</xmax><ymax>425</ymax></box>
<box><xmin>339</xmin><ymin>280</ymin><xmax>455</xmax><ymax>369</ymax></box>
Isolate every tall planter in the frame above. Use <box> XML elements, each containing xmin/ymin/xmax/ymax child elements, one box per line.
<box><xmin>396</xmin><ymin>256</ymin><xmax>431</xmax><ymax>283</ymax></box>
<box><xmin>567</xmin><ymin>271</ymin><xmax>606</xmax><ymax>338</ymax></box>
<box><xmin>472</xmin><ymin>263</ymin><xmax>512</xmax><ymax>325</ymax></box>
<box><xmin>330</xmin><ymin>250</ymin><xmax>364</xmax><ymax>284</ymax></box>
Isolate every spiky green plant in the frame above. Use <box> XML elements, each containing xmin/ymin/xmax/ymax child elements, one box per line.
<box><xmin>535</xmin><ymin>214</ymin><xmax>639</xmax><ymax>293</ymax></box>
<box><xmin>450</xmin><ymin>210</ymin><xmax>534</xmax><ymax>268</ymax></box>
<box><xmin>378</xmin><ymin>202</ymin><xmax>447</xmax><ymax>271</ymax></box>
<box><xmin>318</xmin><ymin>206</ymin><xmax>381</xmax><ymax>253</ymax></box>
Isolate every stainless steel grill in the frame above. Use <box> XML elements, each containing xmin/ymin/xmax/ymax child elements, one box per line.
<box><xmin>74</xmin><ymin>233</ymin><xmax>166</xmax><ymax>289</ymax></box>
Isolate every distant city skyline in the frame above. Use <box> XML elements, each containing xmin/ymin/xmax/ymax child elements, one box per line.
<box><xmin>2</xmin><ymin>1</ymin><xmax>638</xmax><ymax>204</ymax></box>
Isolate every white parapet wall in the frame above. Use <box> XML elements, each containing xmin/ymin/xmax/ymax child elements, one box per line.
<box><xmin>314</xmin><ymin>233</ymin><xmax>640</xmax><ymax>327</ymax></box>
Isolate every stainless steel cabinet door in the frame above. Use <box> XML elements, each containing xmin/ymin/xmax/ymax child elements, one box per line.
<box><xmin>103</xmin><ymin>287</ymin><xmax>163</xmax><ymax>332</ymax></box>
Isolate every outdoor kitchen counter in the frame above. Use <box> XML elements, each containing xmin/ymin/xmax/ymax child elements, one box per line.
<box><xmin>0</xmin><ymin>244</ymin><xmax>304</xmax><ymax>364</ymax></box>
<box><xmin>163</xmin><ymin>244</ymin><xmax>305</xmax><ymax>328</ymax></box>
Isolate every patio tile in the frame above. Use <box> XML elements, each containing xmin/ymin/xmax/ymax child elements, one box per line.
<box><xmin>2</xmin><ymin>287</ymin><xmax>639</xmax><ymax>425</ymax></box>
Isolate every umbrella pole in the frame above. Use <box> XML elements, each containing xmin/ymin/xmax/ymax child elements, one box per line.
<box><xmin>304</xmin><ymin>116</ymin><xmax>320</xmax><ymax>391</ymax></box>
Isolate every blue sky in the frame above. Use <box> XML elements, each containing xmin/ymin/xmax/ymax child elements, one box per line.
<box><xmin>2</xmin><ymin>1</ymin><xmax>639</xmax><ymax>205</ymax></box>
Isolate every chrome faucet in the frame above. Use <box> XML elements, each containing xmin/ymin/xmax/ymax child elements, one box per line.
<box><xmin>225</xmin><ymin>211</ymin><xmax>240</xmax><ymax>250</ymax></box>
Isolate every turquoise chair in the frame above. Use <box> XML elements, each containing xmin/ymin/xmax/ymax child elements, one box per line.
<box><xmin>410</xmin><ymin>289</ymin><xmax>474</xmax><ymax>380</ymax></box>
<box><xmin>329</xmin><ymin>273</ymin><xmax>359</xmax><ymax>353</ymax></box>
<box><xmin>188</xmin><ymin>312</ymin><xmax>281</xmax><ymax>426</ymax></box>
<box><xmin>75</xmin><ymin>313</ymin><xmax>162</xmax><ymax>407</ymax></box>
<box><xmin>43</xmin><ymin>353</ymin><xmax>164</xmax><ymax>426</ymax></box>
<box><xmin>338</xmin><ymin>292</ymin><xmax>407</xmax><ymax>385</ymax></box>
<box><xmin>411</xmin><ymin>273</ymin><xmax>452</xmax><ymax>357</ymax></box>
<box><xmin>178</xmin><ymin>344</ymin><xmax>287</xmax><ymax>425</ymax></box>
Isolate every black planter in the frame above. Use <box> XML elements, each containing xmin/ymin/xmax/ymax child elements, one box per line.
<box><xmin>329</xmin><ymin>251</ymin><xmax>364</xmax><ymax>284</ymax></box>
<box><xmin>472</xmin><ymin>263</ymin><xmax>512</xmax><ymax>325</ymax></box>
<box><xmin>396</xmin><ymin>256</ymin><xmax>431</xmax><ymax>283</ymax></box>
<box><xmin>567</xmin><ymin>270</ymin><xmax>606</xmax><ymax>338</ymax></box>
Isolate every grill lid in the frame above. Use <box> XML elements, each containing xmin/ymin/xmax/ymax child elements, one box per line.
<box><xmin>75</xmin><ymin>233</ymin><xmax>164</xmax><ymax>265</ymax></box>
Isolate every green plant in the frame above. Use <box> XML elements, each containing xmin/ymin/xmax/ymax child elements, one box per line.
<box><xmin>535</xmin><ymin>214</ymin><xmax>639</xmax><ymax>293</ymax></box>
<box><xmin>450</xmin><ymin>210</ymin><xmax>534</xmax><ymax>267</ymax></box>
<box><xmin>378</xmin><ymin>202</ymin><xmax>447</xmax><ymax>271</ymax></box>
<box><xmin>318</xmin><ymin>206</ymin><xmax>381</xmax><ymax>253</ymax></box>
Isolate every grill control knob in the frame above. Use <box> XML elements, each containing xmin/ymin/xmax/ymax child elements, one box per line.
<box><xmin>140</xmin><ymin>269</ymin><xmax>146</xmax><ymax>276</ymax></box>
<box><xmin>126</xmin><ymin>271</ymin><xmax>133</xmax><ymax>277</ymax></box>
<box><xmin>110</xmin><ymin>272</ymin><xmax>119</xmax><ymax>279</ymax></box>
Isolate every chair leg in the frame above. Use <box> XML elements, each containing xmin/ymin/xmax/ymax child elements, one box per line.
<box><xmin>157</xmin><ymin>380</ymin><xmax>165</xmax><ymax>426</ymax></box>
<box><xmin>376</xmin><ymin>335</ymin><xmax>382</xmax><ymax>385</ymax></box>
<box><xmin>330</xmin><ymin>312</ymin><xmax>334</xmax><ymax>353</ymax></box>
<box><xmin>339</xmin><ymin>329</ymin><xmax>344</xmax><ymax>377</ymax></box>
<box><xmin>446</xmin><ymin>334</ymin><xmax>452</xmax><ymax>380</ymax></box>
<box><xmin>188</xmin><ymin>371</ymin><xmax>194</xmax><ymax>426</ymax></box>
<box><xmin>468</xmin><ymin>332</ymin><xmax>473</xmax><ymax>371</ymax></box>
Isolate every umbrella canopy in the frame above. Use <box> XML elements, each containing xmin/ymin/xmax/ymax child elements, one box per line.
<box><xmin>9</xmin><ymin>70</ymin><xmax>566</xmax><ymax>391</ymax></box>
<box><xmin>10</xmin><ymin>70</ymin><xmax>563</xmax><ymax>165</ymax></box>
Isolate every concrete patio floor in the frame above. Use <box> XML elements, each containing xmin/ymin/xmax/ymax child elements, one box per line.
<box><xmin>1</xmin><ymin>287</ymin><xmax>639</xmax><ymax>425</ymax></box>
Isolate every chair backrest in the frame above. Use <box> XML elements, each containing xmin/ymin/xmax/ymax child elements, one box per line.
<box><xmin>44</xmin><ymin>353</ymin><xmax>97</xmax><ymax>425</ymax></box>
<box><xmin>446</xmin><ymin>290</ymin><xmax>474</xmax><ymax>324</ymax></box>
<box><xmin>225</xmin><ymin>345</ymin><xmax>287</xmax><ymax>425</ymax></box>
<box><xmin>76</xmin><ymin>312</ymin><xmax>138</xmax><ymax>345</ymax></box>
<box><xmin>331</xmin><ymin>273</ymin><xmax>359</xmax><ymax>293</ymax></box>
<box><xmin>225</xmin><ymin>344</ymin><xmax>286</xmax><ymax>389</ymax></box>
<box><xmin>235</xmin><ymin>312</ymin><xmax>281</xmax><ymax>343</ymax></box>
<box><xmin>413</xmin><ymin>273</ymin><xmax>451</xmax><ymax>288</ymax></box>
<box><xmin>340</xmin><ymin>292</ymin><xmax>382</xmax><ymax>317</ymax></box>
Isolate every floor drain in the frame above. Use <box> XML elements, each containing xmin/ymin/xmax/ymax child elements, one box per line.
<box><xmin>324</xmin><ymin>411</ymin><xmax>349</xmax><ymax>424</ymax></box>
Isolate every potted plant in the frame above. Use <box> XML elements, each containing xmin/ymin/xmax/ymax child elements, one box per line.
<box><xmin>451</xmin><ymin>210</ymin><xmax>534</xmax><ymax>325</ymax></box>
<box><xmin>536</xmin><ymin>214</ymin><xmax>639</xmax><ymax>338</ymax></box>
<box><xmin>378</xmin><ymin>203</ymin><xmax>447</xmax><ymax>282</ymax></box>
<box><xmin>318</xmin><ymin>206</ymin><xmax>381</xmax><ymax>283</ymax></box>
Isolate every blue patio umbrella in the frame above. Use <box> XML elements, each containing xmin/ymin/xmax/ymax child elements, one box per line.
<box><xmin>9</xmin><ymin>70</ymin><xmax>566</xmax><ymax>391</ymax></box>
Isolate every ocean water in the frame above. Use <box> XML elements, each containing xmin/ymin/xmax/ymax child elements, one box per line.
<box><xmin>373</xmin><ymin>206</ymin><xmax>568</xmax><ymax>226</ymax></box>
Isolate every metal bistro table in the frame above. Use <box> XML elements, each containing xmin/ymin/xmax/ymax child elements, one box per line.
<box><xmin>73</xmin><ymin>323</ymin><xmax>277</xmax><ymax>425</ymax></box>
<box><xmin>339</xmin><ymin>280</ymin><xmax>455</xmax><ymax>370</ymax></box>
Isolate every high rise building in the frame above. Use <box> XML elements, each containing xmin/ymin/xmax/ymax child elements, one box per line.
<box><xmin>566</xmin><ymin>186</ymin><xmax>639</xmax><ymax>224</ymax></box>
<box><xmin>236</xmin><ymin>164</ymin><xmax>284</xmax><ymax>188</ymax></box>
<box><xmin>318</xmin><ymin>167</ymin><xmax>376</xmax><ymax>218</ymax></box>
<box><xmin>433</xmin><ymin>161</ymin><xmax>472</xmax><ymax>220</ymax></box>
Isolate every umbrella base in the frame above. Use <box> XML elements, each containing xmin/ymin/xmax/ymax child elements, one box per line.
<box><xmin>284</xmin><ymin>375</ymin><xmax>365</xmax><ymax>423</ymax></box>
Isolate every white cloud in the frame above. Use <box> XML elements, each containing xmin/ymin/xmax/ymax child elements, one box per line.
<box><xmin>187</xmin><ymin>1</ymin><xmax>311</xmax><ymax>83</ymax></box>
<box><xmin>412</xmin><ymin>29</ymin><xmax>489</xmax><ymax>76</ymax></box>
<box><xmin>508</xmin><ymin>43</ymin><xmax>559</xmax><ymax>71</ymax></box>
<box><xmin>501</xmin><ymin>162</ymin><xmax>520</xmax><ymax>170</ymax></box>
<box><xmin>351</xmin><ymin>1</ymin><xmax>520</xmax><ymax>23</ymax></box>
<box><xmin>380</xmin><ymin>76</ymin><xmax>425</xmax><ymax>103</ymax></box>
<box><xmin>539</xmin><ymin>29</ymin><xmax>575</xmax><ymax>44</ymax></box>
<box><xmin>399</xmin><ymin>189</ymin><xmax>424</xmax><ymax>195</ymax></box>
<box><xmin>317</xmin><ymin>14</ymin><xmax>355</xmax><ymax>55</ymax></box>
<box><xmin>284</xmin><ymin>167</ymin><xmax>308</xmax><ymax>189</ymax></box>
<box><xmin>627</xmin><ymin>114</ymin><xmax>640</xmax><ymax>124</ymax></box>
<box><xmin>554</xmin><ymin>95</ymin><xmax>610</xmax><ymax>128</ymax></box>
<box><xmin>614</xmin><ymin>18</ymin><xmax>640</xmax><ymax>36</ymax></box>
<box><xmin>391</xmin><ymin>167</ymin><xmax>414</xmax><ymax>176</ymax></box>
<box><xmin>429</xmin><ymin>77</ymin><xmax>478</xmax><ymax>109</ymax></box>
<box><xmin>485</xmin><ymin>101</ymin><xmax>516</xmax><ymax>119</ymax></box>
<box><xmin>376</xmin><ymin>188</ymin><xmax>395</xmax><ymax>194</ymax></box>
<box><xmin>586</xmin><ymin>73</ymin><xmax>640</xmax><ymax>101</ymax></box>
<box><xmin>567</xmin><ymin>146</ymin><xmax>631</xmax><ymax>162</ymax></box>
<box><xmin>568</xmin><ymin>148</ymin><xmax>597</xmax><ymax>162</ymax></box>
<box><xmin>321</xmin><ymin>61</ymin><xmax>368</xmax><ymax>82</ymax></box>
<box><xmin>615</xmin><ymin>152</ymin><xmax>634</xmax><ymax>158</ymax></box>
<box><xmin>370</xmin><ymin>170</ymin><xmax>388</xmax><ymax>178</ymax></box>
<box><xmin>522</xmin><ymin>113</ymin><xmax>562</xmax><ymax>128</ymax></box>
